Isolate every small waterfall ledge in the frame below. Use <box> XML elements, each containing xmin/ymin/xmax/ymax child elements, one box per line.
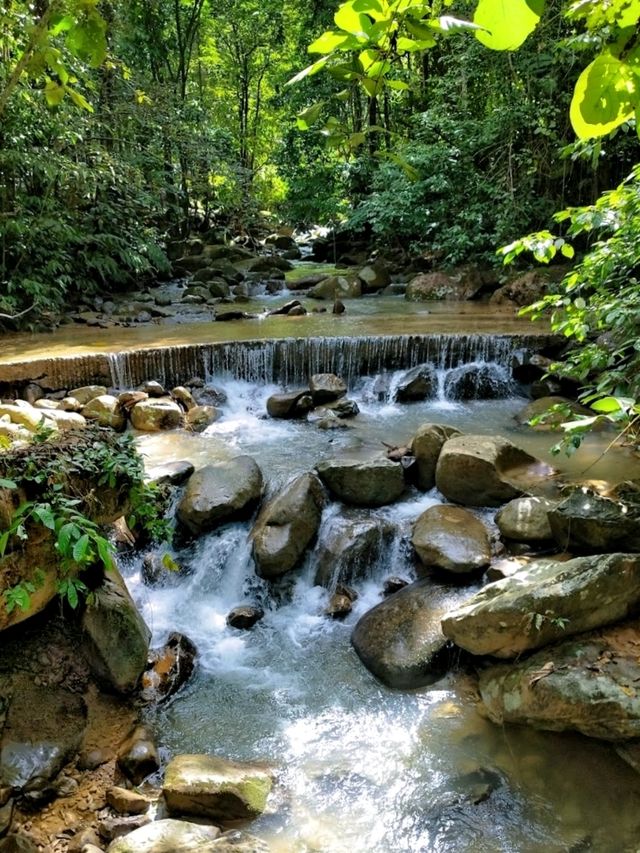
<box><xmin>0</xmin><ymin>332</ymin><xmax>559</xmax><ymax>391</ymax></box>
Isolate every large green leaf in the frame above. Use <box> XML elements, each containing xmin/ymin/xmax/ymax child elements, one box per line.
<box><xmin>308</xmin><ymin>30</ymin><xmax>354</xmax><ymax>54</ymax></box>
<box><xmin>286</xmin><ymin>57</ymin><xmax>330</xmax><ymax>86</ymax></box>
<box><xmin>335</xmin><ymin>1</ymin><xmax>373</xmax><ymax>37</ymax></box>
<box><xmin>570</xmin><ymin>53</ymin><xmax>637</xmax><ymax>138</ymax></box>
<box><xmin>473</xmin><ymin>0</ymin><xmax>544</xmax><ymax>51</ymax></box>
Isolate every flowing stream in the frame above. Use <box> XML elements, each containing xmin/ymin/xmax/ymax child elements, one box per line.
<box><xmin>118</xmin><ymin>363</ymin><xmax>640</xmax><ymax>853</ymax></box>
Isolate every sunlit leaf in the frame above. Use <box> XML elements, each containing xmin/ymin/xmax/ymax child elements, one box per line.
<box><xmin>474</xmin><ymin>0</ymin><xmax>544</xmax><ymax>51</ymax></box>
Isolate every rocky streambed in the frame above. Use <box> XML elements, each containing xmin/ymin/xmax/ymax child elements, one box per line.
<box><xmin>2</xmin><ymin>350</ymin><xmax>640</xmax><ymax>852</ymax></box>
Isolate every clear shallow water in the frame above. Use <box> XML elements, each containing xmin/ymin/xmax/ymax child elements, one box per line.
<box><xmin>125</xmin><ymin>372</ymin><xmax>640</xmax><ymax>853</ymax></box>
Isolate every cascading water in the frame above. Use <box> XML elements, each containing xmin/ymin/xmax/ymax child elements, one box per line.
<box><xmin>125</xmin><ymin>369</ymin><xmax>640</xmax><ymax>853</ymax></box>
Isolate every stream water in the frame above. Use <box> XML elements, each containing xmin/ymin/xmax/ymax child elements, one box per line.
<box><xmin>120</xmin><ymin>367</ymin><xmax>640</xmax><ymax>853</ymax></box>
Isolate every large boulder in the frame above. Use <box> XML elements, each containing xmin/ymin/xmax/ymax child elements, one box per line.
<box><xmin>82</xmin><ymin>564</ymin><xmax>151</xmax><ymax>693</ymax></box>
<box><xmin>69</xmin><ymin>385</ymin><xmax>108</xmax><ymax>405</ymax></box>
<box><xmin>410</xmin><ymin>423</ymin><xmax>462</xmax><ymax>490</ymax></box>
<box><xmin>106</xmin><ymin>819</ymin><xmax>221</xmax><ymax>853</ymax></box>
<box><xmin>405</xmin><ymin>271</ymin><xmax>482</xmax><ymax>302</ymax></box>
<box><xmin>411</xmin><ymin>505</ymin><xmax>491</xmax><ymax>575</ymax></box>
<box><xmin>0</xmin><ymin>684</ymin><xmax>87</xmax><ymax>792</ymax></box>
<box><xmin>443</xmin><ymin>364</ymin><xmax>513</xmax><ymax>401</ymax></box>
<box><xmin>496</xmin><ymin>496</ymin><xmax>557</xmax><ymax>542</ymax></box>
<box><xmin>351</xmin><ymin>581</ymin><xmax>471</xmax><ymax>688</ymax></box>
<box><xmin>82</xmin><ymin>395</ymin><xmax>126</xmax><ymax>431</ymax></box>
<box><xmin>266</xmin><ymin>390</ymin><xmax>313</xmax><ymax>419</ymax></box>
<box><xmin>393</xmin><ymin>366</ymin><xmax>437</xmax><ymax>402</ymax></box>
<box><xmin>358</xmin><ymin>262</ymin><xmax>391</xmax><ymax>293</ymax></box>
<box><xmin>251</xmin><ymin>473</ymin><xmax>326</xmax><ymax>579</ymax></box>
<box><xmin>130</xmin><ymin>399</ymin><xmax>183</xmax><ymax>432</ymax></box>
<box><xmin>479</xmin><ymin>620</ymin><xmax>640</xmax><ymax>740</ymax></box>
<box><xmin>308</xmin><ymin>275</ymin><xmax>361</xmax><ymax>300</ymax></box>
<box><xmin>314</xmin><ymin>513</ymin><xmax>396</xmax><ymax>588</ymax></box>
<box><xmin>548</xmin><ymin>490</ymin><xmax>640</xmax><ymax>552</ymax></box>
<box><xmin>316</xmin><ymin>457</ymin><xmax>405</xmax><ymax>508</ymax></box>
<box><xmin>177</xmin><ymin>458</ymin><xmax>263</xmax><ymax>534</ymax></box>
<box><xmin>163</xmin><ymin>754</ymin><xmax>272</xmax><ymax>821</ymax></box>
<box><xmin>489</xmin><ymin>270</ymin><xmax>551</xmax><ymax>308</ymax></box>
<box><xmin>244</xmin><ymin>256</ymin><xmax>292</xmax><ymax>273</ymax></box>
<box><xmin>435</xmin><ymin>435</ymin><xmax>553</xmax><ymax>507</ymax></box>
<box><xmin>309</xmin><ymin>374</ymin><xmax>347</xmax><ymax>404</ymax></box>
<box><xmin>441</xmin><ymin>553</ymin><xmax>640</xmax><ymax>659</ymax></box>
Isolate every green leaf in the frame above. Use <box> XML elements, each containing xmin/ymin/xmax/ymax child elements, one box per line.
<box><xmin>474</xmin><ymin>0</ymin><xmax>544</xmax><ymax>51</ymax></box>
<box><xmin>73</xmin><ymin>533</ymin><xmax>90</xmax><ymax>563</ymax></box>
<box><xmin>335</xmin><ymin>1</ymin><xmax>372</xmax><ymax>37</ymax></box>
<box><xmin>297</xmin><ymin>102</ymin><xmax>324</xmax><ymax>130</ymax></box>
<box><xmin>44</xmin><ymin>79</ymin><xmax>66</xmax><ymax>107</ymax></box>
<box><xmin>33</xmin><ymin>505</ymin><xmax>56</xmax><ymax>530</ymax></box>
<box><xmin>96</xmin><ymin>536</ymin><xmax>112</xmax><ymax>568</ymax></box>
<box><xmin>570</xmin><ymin>54</ymin><xmax>637</xmax><ymax>139</ymax></box>
<box><xmin>0</xmin><ymin>532</ymin><xmax>9</xmax><ymax>558</ymax></box>
<box><xmin>0</xmin><ymin>479</ymin><xmax>17</xmax><ymax>489</ymax></box>
<box><xmin>561</xmin><ymin>242</ymin><xmax>575</xmax><ymax>259</ymax></box>
<box><xmin>286</xmin><ymin>57</ymin><xmax>330</xmax><ymax>86</ymax></box>
<box><xmin>67</xmin><ymin>87</ymin><xmax>94</xmax><ymax>113</ymax></box>
<box><xmin>308</xmin><ymin>30</ymin><xmax>353</xmax><ymax>54</ymax></box>
<box><xmin>385</xmin><ymin>79</ymin><xmax>410</xmax><ymax>90</ymax></box>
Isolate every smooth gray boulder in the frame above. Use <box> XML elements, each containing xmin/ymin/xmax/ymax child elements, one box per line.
<box><xmin>410</xmin><ymin>423</ymin><xmax>462</xmax><ymax>490</ymax></box>
<box><xmin>435</xmin><ymin>435</ymin><xmax>554</xmax><ymax>507</ymax></box>
<box><xmin>496</xmin><ymin>496</ymin><xmax>557</xmax><ymax>542</ymax></box>
<box><xmin>266</xmin><ymin>390</ymin><xmax>313</xmax><ymax>419</ymax></box>
<box><xmin>177</xmin><ymin>457</ymin><xmax>263</xmax><ymax>534</ymax></box>
<box><xmin>314</xmin><ymin>513</ymin><xmax>395</xmax><ymax>588</ymax></box>
<box><xmin>82</xmin><ymin>564</ymin><xmax>151</xmax><ymax>693</ymax></box>
<box><xmin>130</xmin><ymin>399</ymin><xmax>183</xmax><ymax>432</ymax></box>
<box><xmin>251</xmin><ymin>473</ymin><xmax>326</xmax><ymax>579</ymax></box>
<box><xmin>82</xmin><ymin>395</ymin><xmax>126</xmax><ymax>431</ymax></box>
<box><xmin>316</xmin><ymin>457</ymin><xmax>404</xmax><ymax>508</ymax></box>
<box><xmin>352</xmin><ymin>581</ymin><xmax>472</xmax><ymax>688</ymax></box>
<box><xmin>479</xmin><ymin>620</ymin><xmax>640</xmax><ymax>740</ymax></box>
<box><xmin>394</xmin><ymin>365</ymin><xmax>437</xmax><ymax>402</ymax></box>
<box><xmin>441</xmin><ymin>553</ymin><xmax>640</xmax><ymax>659</ymax></box>
<box><xmin>411</xmin><ymin>505</ymin><xmax>491</xmax><ymax>575</ymax></box>
<box><xmin>548</xmin><ymin>489</ymin><xmax>640</xmax><ymax>552</ymax></box>
<box><xmin>163</xmin><ymin>754</ymin><xmax>272</xmax><ymax>821</ymax></box>
<box><xmin>309</xmin><ymin>373</ymin><xmax>347</xmax><ymax>404</ymax></box>
<box><xmin>106</xmin><ymin>819</ymin><xmax>221</xmax><ymax>853</ymax></box>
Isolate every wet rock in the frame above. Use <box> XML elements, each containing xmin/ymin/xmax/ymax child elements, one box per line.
<box><xmin>268</xmin><ymin>300</ymin><xmax>302</xmax><ymax>316</ymax></box>
<box><xmin>410</xmin><ymin>423</ymin><xmax>462</xmax><ymax>490</ymax></box>
<box><xmin>406</xmin><ymin>271</ymin><xmax>482</xmax><ymax>301</ymax></box>
<box><xmin>145</xmin><ymin>460</ymin><xmax>195</xmax><ymax>487</ymax></box>
<box><xmin>59</xmin><ymin>397</ymin><xmax>83</xmax><ymax>413</ymax></box>
<box><xmin>163</xmin><ymin>754</ymin><xmax>272</xmax><ymax>821</ymax></box>
<box><xmin>412</xmin><ymin>505</ymin><xmax>491</xmax><ymax>576</ymax></box>
<box><xmin>441</xmin><ymin>553</ymin><xmax>640</xmax><ymax>659</ymax></box>
<box><xmin>117</xmin><ymin>726</ymin><xmax>160</xmax><ymax>785</ymax></box>
<box><xmin>352</xmin><ymin>581</ymin><xmax>471</xmax><ymax>688</ymax></box>
<box><xmin>105</xmin><ymin>819</ymin><xmax>221</xmax><ymax>853</ymax></box>
<box><xmin>489</xmin><ymin>270</ymin><xmax>551</xmax><ymax>308</ymax></box>
<box><xmin>118</xmin><ymin>391</ymin><xmax>148</xmax><ymax>411</ymax></box>
<box><xmin>77</xmin><ymin>748</ymin><xmax>110</xmax><ymax>771</ymax></box>
<box><xmin>332</xmin><ymin>299</ymin><xmax>345</xmax><ymax>315</ymax></box>
<box><xmin>496</xmin><ymin>497</ymin><xmax>557</xmax><ymax>542</ymax></box>
<box><xmin>325</xmin><ymin>593</ymin><xmax>353</xmax><ymax>619</ymax></box>
<box><xmin>140</xmin><ymin>381</ymin><xmax>165</xmax><ymax>398</ymax></box>
<box><xmin>383</xmin><ymin>576</ymin><xmax>409</xmax><ymax>596</ymax></box>
<box><xmin>266</xmin><ymin>233</ymin><xmax>297</xmax><ymax>251</ymax></box>
<box><xmin>130</xmin><ymin>399</ymin><xmax>183</xmax><ymax>432</ymax></box>
<box><xmin>548</xmin><ymin>490</ymin><xmax>640</xmax><ymax>552</ymax></box>
<box><xmin>227</xmin><ymin>606</ymin><xmax>264</xmax><ymax>630</ymax></box>
<box><xmin>251</xmin><ymin>473</ymin><xmax>326</xmax><ymax>579</ymax></box>
<box><xmin>22</xmin><ymin>383</ymin><xmax>44</xmax><ymax>405</ymax></box>
<box><xmin>287</xmin><ymin>305</ymin><xmax>306</xmax><ymax>316</ymax></box>
<box><xmin>394</xmin><ymin>365</ymin><xmax>437</xmax><ymax>402</ymax></box>
<box><xmin>177</xmin><ymin>457</ymin><xmax>264</xmax><ymax>534</ymax></box>
<box><xmin>308</xmin><ymin>276</ymin><xmax>361</xmax><ymax>300</ymax></box>
<box><xmin>68</xmin><ymin>829</ymin><xmax>102</xmax><ymax>852</ymax></box>
<box><xmin>358</xmin><ymin>262</ymin><xmax>391</xmax><ymax>293</ymax></box>
<box><xmin>154</xmin><ymin>292</ymin><xmax>173</xmax><ymax>307</ymax></box>
<box><xmin>479</xmin><ymin>619</ymin><xmax>640</xmax><ymax>740</ymax></box>
<box><xmin>314</xmin><ymin>514</ymin><xmax>395</xmax><ymax>588</ymax></box>
<box><xmin>436</xmin><ymin>435</ymin><xmax>552</xmax><ymax>507</ymax></box>
<box><xmin>172</xmin><ymin>386</ymin><xmax>196</xmax><ymax>411</ymax></box>
<box><xmin>515</xmin><ymin>396</ymin><xmax>591</xmax><ymax>428</ymax></box>
<box><xmin>69</xmin><ymin>386</ymin><xmax>108</xmax><ymax>405</ymax></box>
<box><xmin>216</xmin><ymin>310</ymin><xmax>250</xmax><ymax>322</ymax></box>
<box><xmin>0</xmin><ymin>686</ymin><xmax>87</xmax><ymax>792</ymax></box>
<box><xmin>193</xmin><ymin>385</ymin><xmax>227</xmax><ymax>408</ymax></box>
<box><xmin>444</xmin><ymin>364</ymin><xmax>512</xmax><ymax>401</ymax></box>
<box><xmin>245</xmin><ymin>255</ymin><xmax>292</xmax><ymax>273</ymax></box>
<box><xmin>99</xmin><ymin>813</ymin><xmax>151</xmax><ymax>842</ymax></box>
<box><xmin>309</xmin><ymin>374</ymin><xmax>347</xmax><ymax>404</ymax></box>
<box><xmin>140</xmin><ymin>632</ymin><xmax>197</xmax><ymax>703</ymax></box>
<box><xmin>82</xmin><ymin>564</ymin><xmax>151</xmax><ymax>694</ymax></box>
<box><xmin>316</xmin><ymin>457</ymin><xmax>405</xmax><ymax>508</ymax></box>
<box><xmin>317</xmin><ymin>399</ymin><xmax>360</xmax><ymax>419</ymax></box>
<box><xmin>266</xmin><ymin>390</ymin><xmax>313</xmax><ymax>419</ymax></box>
<box><xmin>186</xmin><ymin>405</ymin><xmax>219</xmax><ymax>432</ymax></box>
<box><xmin>312</xmin><ymin>411</ymin><xmax>351</xmax><ymax>431</ymax></box>
<box><xmin>107</xmin><ymin>787</ymin><xmax>150</xmax><ymax>816</ymax></box>
<box><xmin>82</xmin><ymin>395</ymin><xmax>126</xmax><ymax>431</ymax></box>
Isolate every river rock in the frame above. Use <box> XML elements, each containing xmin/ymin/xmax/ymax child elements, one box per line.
<box><xmin>0</xmin><ymin>838</ymin><xmax>37</xmax><ymax>853</ymax></box>
<box><xmin>441</xmin><ymin>553</ymin><xmax>640</xmax><ymax>659</ymax></box>
<box><xmin>106</xmin><ymin>820</ymin><xmax>222</xmax><ymax>853</ymax></box>
<box><xmin>245</xmin><ymin>255</ymin><xmax>292</xmax><ymax>273</ymax></box>
<box><xmin>177</xmin><ymin>457</ymin><xmax>264</xmax><ymax>534</ymax></box>
<box><xmin>444</xmin><ymin>364</ymin><xmax>512</xmax><ymax>401</ymax></box>
<box><xmin>394</xmin><ymin>365</ymin><xmax>437</xmax><ymax>402</ymax></box>
<box><xmin>251</xmin><ymin>473</ymin><xmax>325</xmax><ymax>579</ymax></box>
<box><xmin>59</xmin><ymin>396</ymin><xmax>83</xmax><ymax>412</ymax></box>
<box><xmin>130</xmin><ymin>399</ymin><xmax>183</xmax><ymax>431</ymax></box>
<box><xmin>435</xmin><ymin>435</ymin><xmax>551</xmax><ymax>507</ymax></box>
<box><xmin>82</xmin><ymin>395</ymin><xmax>126</xmax><ymax>431</ymax></box>
<box><xmin>358</xmin><ymin>262</ymin><xmax>391</xmax><ymax>292</ymax></box>
<box><xmin>117</xmin><ymin>726</ymin><xmax>160</xmax><ymax>785</ymax></box>
<box><xmin>411</xmin><ymin>505</ymin><xmax>491</xmax><ymax>575</ymax></box>
<box><xmin>99</xmin><ymin>813</ymin><xmax>152</xmax><ymax>842</ymax></box>
<box><xmin>118</xmin><ymin>391</ymin><xmax>148</xmax><ymax>411</ymax></box>
<box><xmin>266</xmin><ymin>390</ymin><xmax>313</xmax><ymax>419</ymax></box>
<box><xmin>107</xmin><ymin>786</ymin><xmax>150</xmax><ymax>816</ymax></box>
<box><xmin>186</xmin><ymin>404</ymin><xmax>219</xmax><ymax>432</ymax></box>
<box><xmin>479</xmin><ymin>620</ymin><xmax>640</xmax><ymax>740</ymax></box>
<box><xmin>140</xmin><ymin>632</ymin><xmax>197</xmax><ymax>703</ymax></box>
<box><xmin>496</xmin><ymin>497</ymin><xmax>557</xmax><ymax>542</ymax></box>
<box><xmin>172</xmin><ymin>386</ymin><xmax>196</xmax><ymax>410</ymax></box>
<box><xmin>515</xmin><ymin>396</ymin><xmax>592</xmax><ymax>428</ymax></box>
<box><xmin>82</xmin><ymin>564</ymin><xmax>151</xmax><ymax>693</ymax></box>
<box><xmin>548</xmin><ymin>489</ymin><xmax>640</xmax><ymax>552</ymax></box>
<box><xmin>0</xmin><ymin>685</ymin><xmax>87</xmax><ymax>792</ymax></box>
<box><xmin>227</xmin><ymin>606</ymin><xmax>264</xmax><ymax>630</ymax></box>
<box><xmin>163</xmin><ymin>754</ymin><xmax>272</xmax><ymax>821</ymax></box>
<box><xmin>308</xmin><ymin>276</ymin><xmax>361</xmax><ymax>300</ymax></box>
<box><xmin>316</xmin><ymin>457</ymin><xmax>405</xmax><ymax>508</ymax></box>
<box><xmin>40</xmin><ymin>408</ymin><xmax>86</xmax><ymax>430</ymax></box>
<box><xmin>489</xmin><ymin>270</ymin><xmax>551</xmax><ymax>308</ymax></box>
<box><xmin>309</xmin><ymin>373</ymin><xmax>347</xmax><ymax>404</ymax></box>
<box><xmin>405</xmin><ymin>272</ymin><xmax>481</xmax><ymax>301</ymax></box>
<box><xmin>145</xmin><ymin>460</ymin><xmax>195</xmax><ymax>486</ymax></box>
<box><xmin>352</xmin><ymin>581</ymin><xmax>471</xmax><ymax>688</ymax></box>
<box><xmin>314</xmin><ymin>513</ymin><xmax>395</xmax><ymax>588</ymax></box>
<box><xmin>383</xmin><ymin>576</ymin><xmax>409</xmax><ymax>595</ymax></box>
<box><xmin>140</xmin><ymin>381</ymin><xmax>165</xmax><ymax>397</ymax></box>
<box><xmin>0</xmin><ymin>404</ymin><xmax>48</xmax><ymax>431</ymax></box>
<box><xmin>69</xmin><ymin>385</ymin><xmax>107</xmax><ymax>405</ymax></box>
<box><xmin>325</xmin><ymin>592</ymin><xmax>353</xmax><ymax>619</ymax></box>
<box><xmin>410</xmin><ymin>423</ymin><xmax>462</xmax><ymax>490</ymax></box>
